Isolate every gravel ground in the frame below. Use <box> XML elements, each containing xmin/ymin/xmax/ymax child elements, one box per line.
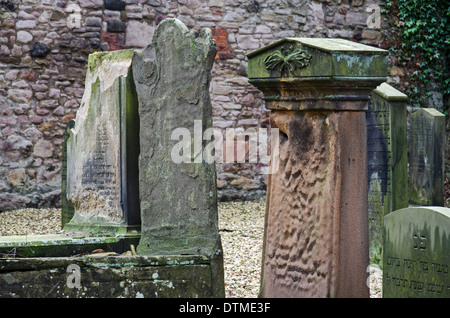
<box><xmin>0</xmin><ymin>199</ymin><xmax>382</xmax><ymax>298</ymax></box>
<box><xmin>218</xmin><ymin>199</ymin><xmax>266</xmax><ymax>298</ymax></box>
<box><xmin>0</xmin><ymin>207</ymin><xmax>61</xmax><ymax>236</ymax></box>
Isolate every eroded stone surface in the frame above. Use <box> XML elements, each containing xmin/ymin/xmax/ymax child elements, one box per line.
<box><xmin>261</xmin><ymin>110</ymin><xmax>369</xmax><ymax>297</ymax></box>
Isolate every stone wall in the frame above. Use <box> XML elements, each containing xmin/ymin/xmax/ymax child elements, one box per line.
<box><xmin>0</xmin><ymin>0</ymin><xmax>387</xmax><ymax>210</ymax></box>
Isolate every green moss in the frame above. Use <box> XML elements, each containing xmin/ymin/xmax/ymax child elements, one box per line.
<box><xmin>248</xmin><ymin>38</ymin><xmax>387</xmax><ymax>79</ymax></box>
<box><xmin>0</xmin><ymin>234</ymin><xmax>140</xmax><ymax>257</ymax></box>
<box><xmin>334</xmin><ymin>53</ymin><xmax>388</xmax><ymax>77</ymax></box>
<box><xmin>88</xmin><ymin>49</ymin><xmax>135</xmax><ymax>74</ymax></box>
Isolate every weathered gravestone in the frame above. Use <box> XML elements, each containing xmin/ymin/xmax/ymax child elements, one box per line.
<box><xmin>408</xmin><ymin>108</ymin><xmax>446</xmax><ymax>206</ymax></box>
<box><xmin>383</xmin><ymin>206</ymin><xmax>450</xmax><ymax>297</ymax></box>
<box><xmin>63</xmin><ymin>49</ymin><xmax>140</xmax><ymax>234</ymax></box>
<box><xmin>367</xmin><ymin>83</ymin><xmax>408</xmax><ymax>266</ymax></box>
<box><xmin>248</xmin><ymin>38</ymin><xmax>388</xmax><ymax>297</ymax></box>
<box><xmin>132</xmin><ymin>19</ymin><xmax>224</xmax><ymax>297</ymax></box>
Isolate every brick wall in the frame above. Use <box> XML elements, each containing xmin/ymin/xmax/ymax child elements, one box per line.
<box><xmin>0</xmin><ymin>0</ymin><xmax>388</xmax><ymax>210</ymax></box>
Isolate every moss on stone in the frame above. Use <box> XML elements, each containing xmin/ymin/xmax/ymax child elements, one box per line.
<box><xmin>87</xmin><ymin>49</ymin><xmax>135</xmax><ymax>74</ymax></box>
<box><xmin>247</xmin><ymin>38</ymin><xmax>387</xmax><ymax>79</ymax></box>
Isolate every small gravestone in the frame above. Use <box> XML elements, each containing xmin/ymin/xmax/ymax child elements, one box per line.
<box><xmin>383</xmin><ymin>206</ymin><xmax>450</xmax><ymax>298</ymax></box>
<box><xmin>408</xmin><ymin>108</ymin><xmax>445</xmax><ymax>206</ymax></box>
<box><xmin>366</xmin><ymin>83</ymin><xmax>408</xmax><ymax>266</ymax></box>
<box><xmin>64</xmin><ymin>49</ymin><xmax>140</xmax><ymax>234</ymax></box>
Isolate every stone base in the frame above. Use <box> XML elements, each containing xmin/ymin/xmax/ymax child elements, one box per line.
<box><xmin>63</xmin><ymin>221</ymin><xmax>140</xmax><ymax>237</ymax></box>
<box><xmin>0</xmin><ymin>233</ymin><xmax>140</xmax><ymax>258</ymax></box>
<box><xmin>0</xmin><ymin>254</ymin><xmax>224</xmax><ymax>298</ymax></box>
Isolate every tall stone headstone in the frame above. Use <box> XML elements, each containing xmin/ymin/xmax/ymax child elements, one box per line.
<box><xmin>248</xmin><ymin>38</ymin><xmax>388</xmax><ymax>298</ymax></box>
<box><xmin>383</xmin><ymin>206</ymin><xmax>450</xmax><ymax>298</ymax></box>
<box><xmin>132</xmin><ymin>19</ymin><xmax>224</xmax><ymax>297</ymax></box>
<box><xmin>367</xmin><ymin>83</ymin><xmax>408</xmax><ymax>265</ymax></box>
<box><xmin>408</xmin><ymin>108</ymin><xmax>445</xmax><ymax>206</ymax></box>
<box><xmin>64</xmin><ymin>49</ymin><xmax>140</xmax><ymax>234</ymax></box>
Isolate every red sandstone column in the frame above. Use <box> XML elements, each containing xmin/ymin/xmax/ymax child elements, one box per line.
<box><xmin>247</xmin><ymin>38</ymin><xmax>388</xmax><ymax>297</ymax></box>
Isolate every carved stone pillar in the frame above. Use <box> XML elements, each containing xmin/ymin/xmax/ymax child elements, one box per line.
<box><xmin>248</xmin><ymin>38</ymin><xmax>388</xmax><ymax>297</ymax></box>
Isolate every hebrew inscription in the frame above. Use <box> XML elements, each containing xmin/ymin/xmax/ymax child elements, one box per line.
<box><xmin>408</xmin><ymin>108</ymin><xmax>445</xmax><ymax>206</ymax></box>
<box><xmin>384</xmin><ymin>231</ymin><xmax>449</xmax><ymax>297</ymax></box>
<box><xmin>383</xmin><ymin>207</ymin><xmax>450</xmax><ymax>298</ymax></box>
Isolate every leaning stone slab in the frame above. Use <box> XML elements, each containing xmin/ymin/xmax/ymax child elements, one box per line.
<box><xmin>383</xmin><ymin>206</ymin><xmax>450</xmax><ymax>298</ymax></box>
<box><xmin>64</xmin><ymin>49</ymin><xmax>140</xmax><ymax>235</ymax></box>
<box><xmin>248</xmin><ymin>38</ymin><xmax>387</xmax><ymax>298</ymax></box>
<box><xmin>367</xmin><ymin>83</ymin><xmax>408</xmax><ymax>266</ymax></box>
<box><xmin>408</xmin><ymin>108</ymin><xmax>446</xmax><ymax>206</ymax></box>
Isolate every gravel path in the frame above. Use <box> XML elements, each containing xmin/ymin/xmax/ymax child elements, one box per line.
<box><xmin>0</xmin><ymin>207</ymin><xmax>61</xmax><ymax>236</ymax></box>
<box><xmin>0</xmin><ymin>199</ymin><xmax>382</xmax><ymax>298</ymax></box>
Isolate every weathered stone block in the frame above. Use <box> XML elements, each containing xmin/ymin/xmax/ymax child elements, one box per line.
<box><xmin>7</xmin><ymin>169</ymin><xmax>26</xmax><ymax>187</ymax></box>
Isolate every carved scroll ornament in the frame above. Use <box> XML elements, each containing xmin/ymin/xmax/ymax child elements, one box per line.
<box><xmin>264</xmin><ymin>44</ymin><xmax>312</xmax><ymax>76</ymax></box>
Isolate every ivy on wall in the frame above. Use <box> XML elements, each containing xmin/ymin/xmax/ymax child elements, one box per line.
<box><xmin>381</xmin><ymin>0</ymin><xmax>449</xmax><ymax>115</ymax></box>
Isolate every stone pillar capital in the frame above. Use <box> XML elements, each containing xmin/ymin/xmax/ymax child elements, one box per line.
<box><xmin>247</xmin><ymin>38</ymin><xmax>388</xmax><ymax>111</ymax></box>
